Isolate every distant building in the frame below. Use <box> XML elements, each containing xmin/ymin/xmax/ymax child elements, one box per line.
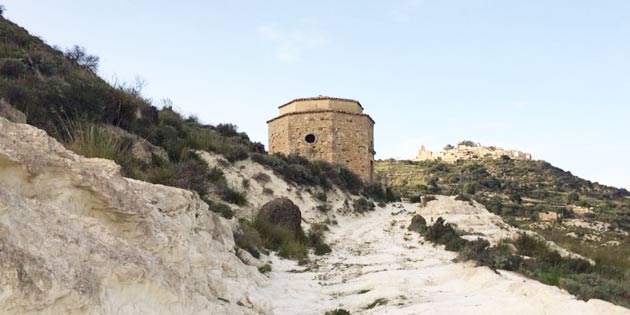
<box><xmin>267</xmin><ymin>97</ymin><xmax>375</xmax><ymax>182</ymax></box>
<box><xmin>415</xmin><ymin>143</ymin><xmax>532</xmax><ymax>163</ymax></box>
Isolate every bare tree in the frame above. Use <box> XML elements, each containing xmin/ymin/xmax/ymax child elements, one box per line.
<box><xmin>64</xmin><ymin>45</ymin><xmax>99</xmax><ymax>73</ymax></box>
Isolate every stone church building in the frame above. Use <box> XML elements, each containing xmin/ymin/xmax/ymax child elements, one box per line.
<box><xmin>267</xmin><ymin>97</ymin><xmax>375</xmax><ymax>182</ymax></box>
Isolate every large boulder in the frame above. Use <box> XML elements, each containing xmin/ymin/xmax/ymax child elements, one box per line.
<box><xmin>257</xmin><ymin>198</ymin><xmax>302</xmax><ymax>238</ymax></box>
<box><xmin>408</xmin><ymin>214</ymin><xmax>427</xmax><ymax>232</ymax></box>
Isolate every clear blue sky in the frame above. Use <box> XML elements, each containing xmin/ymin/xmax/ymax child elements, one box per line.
<box><xmin>3</xmin><ymin>0</ymin><xmax>629</xmax><ymax>189</ymax></box>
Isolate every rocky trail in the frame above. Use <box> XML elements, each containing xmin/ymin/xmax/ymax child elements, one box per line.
<box><xmin>260</xmin><ymin>201</ymin><xmax>630</xmax><ymax>315</ymax></box>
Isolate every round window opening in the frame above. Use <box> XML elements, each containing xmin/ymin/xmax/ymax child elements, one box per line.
<box><xmin>305</xmin><ymin>134</ymin><xmax>316</xmax><ymax>144</ymax></box>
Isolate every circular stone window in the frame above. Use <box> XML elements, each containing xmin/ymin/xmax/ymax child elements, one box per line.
<box><xmin>304</xmin><ymin>134</ymin><xmax>316</xmax><ymax>144</ymax></box>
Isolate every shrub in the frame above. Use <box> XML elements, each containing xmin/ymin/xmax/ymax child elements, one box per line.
<box><xmin>409</xmin><ymin>195</ymin><xmax>422</xmax><ymax>203</ymax></box>
<box><xmin>424</xmin><ymin>217</ymin><xmax>466</xmax><ymax>251</ymax></box>
<box><xmin>64</xmin><ymin>45</ymin><xmax>99</xmax><ymax>72</ymax></box>
<box><xmin>365</xmin><ymin>298</ymin><xmax>388</xmax><ymax>309</ymax></box>
<box><xmin>423</xmin><ymin>195</ymin><xmax>437</xmax><ymax>203</ymax></box>
<box><xmin>454</xmin><ymin>194</ymin><xmax>472</xmax><ymax>203</ymax></box>
<box><xmin>208</xmin><ymin>200</ymin><xmax>234</xmax><ymax>219</ymax></box>
<box><xmin>353</xmin><ymin>198</ymin><xmax>375</xmax><ymax>213</ymax></box>
<box><xmin>218</xmin><ymin>185</ymin><xmax>247</xmax><ymax>205</ymax></box>
<box><xmin>307</xmin><ymin>223</ymin><xmax>332</xmax><ymax>256</ymax></box>
<box><xmin>252</xmin><ymin>172</ymin><xmax>271</xmax><ymax>184</ymax></box>
<box><xmin>314</xmin><ymin>242</ymin><xmax>332</xmax><ymax>255</ymax></box>
<box><xmin>314</xmin><ymin>192</ymin><xmax>327</xmax><ymax>202</ymax></box>
<box><xmin>325</xmin><ymin>310</ymin><xmax>351</xmax><ymax>315</ymax></box>
<box><xmin>250</xmin><ymin>152</ymin><xmax>373</xmax><ymax>194</ymax></box>
<box><xmin>0</xmin><ymin>58</ymin><xmax>27</xmax><ymax>78</ymax></box>
<box><xmin>254</xmin><ymin>219</ymin><xmax>308</xmax><ymax>260</ymax></box>
<box><xmin>61</xmin><ymin>122</ymin><xmax>130</xmax><ymax>162</ymax></box>
<box><xmin>262</xmin><ymin>187</ymin><xmax>274</xmax><ymax>195</ymax></box>
<box><xmin>234</xmin><ymin>220</ymin><xmax>263</xmax><ymax>259</ymax></box>
<box><xmin>278</xmin><ymin>240</ymin><xmax>308</xmax><ymax>260</ymax></box>
<box><xmin>258</xmin><ymin>264</ymin><xmax>272</xmax><ymax>274</ymax></box>
<box><xmin>362</xmin><ymin>182</ymin><xmax>399</xmax><ymax>202</ymax></box>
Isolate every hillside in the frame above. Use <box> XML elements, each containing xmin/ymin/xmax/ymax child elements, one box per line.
<box><xmin>376</xmin><ymin>158</ymin><xmax>630</xmax><ymax>225</ymax></box>
<box><xmin>376</xmin><ymin>156</ymin><xmax>630</xmax><ymax>306</ymax></box>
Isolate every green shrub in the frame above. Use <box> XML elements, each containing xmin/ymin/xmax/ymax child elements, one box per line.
<box><xmin>424</xmin><ymin>217</ymin><xmax>466</xmax><ymax>251</ymax></box>
<box><xmin>61</xmin><ymin>122</ymin><xmax>130</xmax><ymax>162</ymax></box>
<box><xmin>258</xmin><ymin>264</ymin><xmax>272</xmax><ymax>274</ymax></box>
<box><xmin>250</xmin><ymin>152</ymin><xmax>377</xmax><ymax>195</ymax></box>
<box><xmin>254</xmin><ymin>219</ymin><xmax>308</xmax><ymax>260</ymax></box>
<box><xmin>325</xmin><ymin>309</ymin><xmax>351</xmax><ymax>315</ymax></box>
<box><xmin>252</xmin><ymin>172</ymin><xmax>271</xmax><ymax>184</ymax></box>
<box><xmin>454</xmin><ymin>194</ymin><xmax>472</xmax><ymax>203</ymax></box>
<box><xmin>307</xmin><ymin>223</ymin><xmax>332</xmax><ymax>256</ymax></box>
<box><xmin>218</xmin><ymin>186</ymin><xmax>247</xmax><ymax>205</ymax></box>
<box><xmin>278</xmin><ymin>241</ymin><xmax>308</xmax><ymax>260</ymax></box>
<box><xmin>409</xmin><ymin>195</ymin><xmax>422</xmax><ymax>203</ymax></box>
<box><xmin>362</xmin><ymin>182</ymin><xmax>399</xmax><ymax>202</ymax></box>
<box><xmin>315</xmin><ymin>192</ymin><xmax>327</xmax><ymax>202</ymax></box>
<box><xmin>365</xmin><ymin>298</ymin><xmax>388</xmax><ymax>309</ymax></box>
<box><xmin>353</xmin><ymin>198</ymin><xmax>375</xmax><ymax>213</ymax></box>
<box><xmin>234</xmin><ymin>220</ymin><xmax>263</xmax><ymax>258</ymax></box>
<box><xmin>208</xmin><ymin>200</ymin><xmax>234</xmax><ymax>219</ymax></box>
<box><xmin>0</xmin><ymin>58</ymin><xmax>27</xmax><ymax>78</ymax></box>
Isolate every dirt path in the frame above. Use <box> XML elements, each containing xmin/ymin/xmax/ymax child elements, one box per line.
<box><xmin>258</xmin><ymin>202</ymin><xmax>630</xmax><ymax>315</ymax></box>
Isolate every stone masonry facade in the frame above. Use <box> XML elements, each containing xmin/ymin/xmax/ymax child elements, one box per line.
<box><xmin>268</xmin><ymin>97</ymin><xmax>375</xmax><ymax>182</ymax></box>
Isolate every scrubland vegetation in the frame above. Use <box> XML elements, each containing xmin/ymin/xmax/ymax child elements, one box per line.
<box><xmin>410</xmin><ymin>215</ymin><xmax>630</xmax><ymax>308</ymax></box>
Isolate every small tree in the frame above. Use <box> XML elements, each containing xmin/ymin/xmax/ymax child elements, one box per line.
<box><xmin>567</xmin><ymin>192</ymin><xmax>579</xmax><ymax>203</ymax></box>
<box><xmin>64</xmin><ymin>45</ymin><xmax>99</xmax><ymax>72</ymax></box>
<box><xmin>458</xmin><ymin>140</ymin><xmax>478</xmax><ymax>147</ymax></box>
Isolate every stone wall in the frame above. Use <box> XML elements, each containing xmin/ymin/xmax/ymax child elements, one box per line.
<box><xmin>268</xmin><ymin>98</ymin><xmax>375</xmax><ymax>181</ymax></box>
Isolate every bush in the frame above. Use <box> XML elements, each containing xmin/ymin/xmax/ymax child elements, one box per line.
<box><xmin>353</xmin><ymin>198</ymin><xmax>375</xmax><ymax>213</ymax></box>
<box><xmin>424</xmin><ymin>217</ymin><xmax>466</xmax><ymax>251</ymax></box>
<box><xmin>362</xmin><ymin>182</ymin><xmax>399</xmax><ymax>202</ymax></box>
<box><xmin>252</xmin><ymin>172</ymin><xmax>271</xmax><ymax>184</ymax></box>
<box><xmin>234</xmin><ymin>220</ymin><xmax>263</xmax><ymax>259</ymax></box>
<box><xmin>218</xmin><ymin>185</ymin><xmax>247</xmax><ymax>205</ymax></box>
<box><xmin>250</xmin><ymin>152</ymin><xmax>372</xmax><ymax>194</ymax></box>
<box><xmin>454</xmin><ymin>194</ymin><xmax>472</xmax><ymax>203</ymax></box>
<box><xmin>254</xmin><ymin>219</ymin><xmax>308</xmax><ymax>260</ymax></box>
<box><xmin>208</xmin><ymin>200</ymin><xmax>234</xmax><ymax>219</ymax></box>
<box><xmin>423</xmin><ymin>195</ymin><xmax>437</xmax><ymax>203</ymax></box>
<box><xmin>64</xmin><ymin>45</ymin><xmax>99</xmax><ymax>72</ymax></box>
<box><xmin>409</xmin><ymin>195</ymin><xmax>422</xmax><ymax>203</ymax></box>
<box><xmin>258</xmin><ymin>264</ymin><xmax>272</xmax><ymax>274</ymax></box>
<box><xmin>315</xmin><ymin>192</ymin><xmax>327</xmax><ymax>202</ymax></box>
<box><xmin>307</xmin><ymin>223</ymin><xmax>332</xmax><ymax>256</ymax></box>
<box><xmin>0</xmin><ymin>58</ymin><xmax>27</xmax><ymax>78</ymax></box>
<box><xmin>325</xmin><ymin>310</ymin><xmax>351</xmax><ymax>315</ymax></box>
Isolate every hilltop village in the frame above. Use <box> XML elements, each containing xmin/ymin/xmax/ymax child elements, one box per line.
<box><xmin>415</xmin><ymin>141</ymin><xmax>532</xmax><ymax>163</ymax></box>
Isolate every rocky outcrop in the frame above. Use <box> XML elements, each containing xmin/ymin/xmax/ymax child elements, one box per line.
<box><xmin>257</xmin><ymin>198</ymin><xmax>302</xmax><ymax>238</ymax></box>
<box><xmin>0</xmin><ymin>99</ymin><xmax>26</xmax><ymax>124</ymax></box>
<box><xmin>0</xmin><ymin>117</ymin><xmax>270</xmax><ymax>315</ymax></box>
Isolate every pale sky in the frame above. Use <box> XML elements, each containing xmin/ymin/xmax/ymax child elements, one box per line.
<box><xmin>3</xmin><ymin>0</ymin><xmax>629</xmax><ymax>189</ymax></box>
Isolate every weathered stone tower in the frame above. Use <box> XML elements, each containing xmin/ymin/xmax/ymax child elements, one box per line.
<box><xmin>267</xmin><ymin>97</ymin><xmax>375</xmax><ymax>182</ymax></box>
